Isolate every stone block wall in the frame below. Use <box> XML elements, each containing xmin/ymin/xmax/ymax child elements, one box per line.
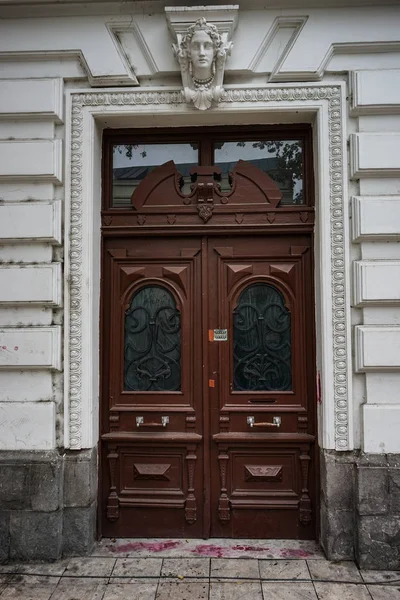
<box><xmin>0</xmin><ymin>448</ymin><xmax>97</xmax><ymax>562</ymax></box>
<box><xmin>355</xmin><ymin>455</ymin><xmax>400</xmax><ymax>569</ymax></box>
<box><xmin>320</xmin><ymin>449</ymin><xmax>400</xmax><ymax>570</ymax></box>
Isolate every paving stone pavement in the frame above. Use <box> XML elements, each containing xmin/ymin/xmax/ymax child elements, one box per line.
<box><xmin>0</xmin><ymin>540</ymin><xmax>399</xmax><ymax>599</ymax></box>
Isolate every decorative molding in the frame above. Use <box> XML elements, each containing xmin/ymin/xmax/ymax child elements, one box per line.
<box><xmin>353</xmin><ymin>260</ymin><xmax>400</xmax><ymax>307</ymax></box>
<box><xmin>271</xmin><ymin>41</ymin><xmax>400</xmax><ymax>83</ymax></box>
<box><xmin>107</xmin><ymin>22</ymin><xmax>149</xmax><ymax>80</ymax></box>
<box><xmin>67</xmin><ymin>83</ymin><xmax>350</xmax><ymax>451</ymax></box>
<box><xmin>0</xmin><ymin>78</ymin><xmax>64</xmax><ymax>123</ymax></box>
<box><xmin>167</xmin><ymin>7</ymin><xmax>237</xmax><ymax>110</ymax></box>
<box><xmin>0</xmin><ymin>201</ymin><xmax>62</xmax><ymax>244</ymax></box>
<box><xmin>0</xmin><ymin>263</ymin><xmax>62</xmax><ymax>306</ymax></box>
<box><xmin>355</xmin><ymin>325</ymin><xmax>400</xmax><ymax>372</ymax></box>
<box><xmin>352</xmin><ymin>196</ymin><xmax>400</xmax><ymax>242</ymax></box>
<box><xmin>350</xmin><ymin>133</ymin><xmax>400</xmax><ymax>179</ymax></box>
<box><xmin>350</xmin><ymin>69</ymin><xmax>400</xmax><ymax>116</ymax></box>
<box><xmin>248</xmin><ymin>16</ymin><xmax>308</xmax><ymax>79</ymax></box>
<box><xmin>0</xmin><ymin>326</ymin><xmax>61</xmax><ymax>370</ymax></box>
<box><xmin>0</xmin><ymin>139</ymin><xmax>63</xmax><ymax>184</ymax></box>
<box><xmin>166</xmin><ymin>5</ymin><xmax>239</xmax><ymax>42</ymax></box>
<box><xmin>0</xmin><ymin>50</ymin><xmax>137</xmax><ymax>87</ymax></box>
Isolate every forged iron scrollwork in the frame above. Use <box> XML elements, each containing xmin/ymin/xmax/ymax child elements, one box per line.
<box><xmin>233</xmin><ymin>283</ymin><xmax>291</xmax><ymax>391</ymax></box>
<box><xmin>124</xmin><ymin>285</ymin><xmax>181</xmax><ymax>391</ymax></box>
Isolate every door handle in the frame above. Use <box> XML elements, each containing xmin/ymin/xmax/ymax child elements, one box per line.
<box><xmin>247</xmin><ymin>416</ymin><xmax>281</xmax><ymax>428</ymax></box>
<box><xmin>136</xmin><ymin>416</ymin><xmax>169</xmax><ymax>428</ymax></box>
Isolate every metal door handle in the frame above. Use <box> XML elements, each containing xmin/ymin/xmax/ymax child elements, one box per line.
<box><xmin>136</xmin><ymin>416</ymin><xmax>169</xmax><ymax>428</ymax></box>
<box><xmin>247</xmin><ymin>416</ymin><xmax>281</xmax><ymax>428</ymax></box>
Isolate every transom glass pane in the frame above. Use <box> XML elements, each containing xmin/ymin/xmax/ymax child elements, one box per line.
<box><xmin>113</xmin><ymin>143</ymin><xmax>199</xmax><ymax>207</ymax></box>
<box><xmin>214</xmin><ymin>140</ymin><xmax>304</xmax><ymax>204</ymax></box>
<box><xmin>124</xmin><ymin>286</ymin><xmax>181</xmax><ymax>391</ymax></box>
<box><xmin>233</xmin><ymin>283</ymin><xmax>292</xmax><ymax>391</ymax></box>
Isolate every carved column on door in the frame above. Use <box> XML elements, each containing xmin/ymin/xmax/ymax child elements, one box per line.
<box><xmin>218</xmin><ymin>446</ymin><xmax>230</xmax><ymax>521</ymax></box>
<box><xmin>185</xmin><ymin>444</ymin><xmax>197</xmax><ymax>524</ymax></box>
<box><xmin>299</xmin><ymin>445</ymin><xmax>312</xmax><ymax>526</ymax></box>
<box><xmin>106</xmin><ymin>445</ymin><xmax>120</xmax><ymax>521</ymax></box>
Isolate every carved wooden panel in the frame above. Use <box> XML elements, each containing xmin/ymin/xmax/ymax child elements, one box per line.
<box><xmin>244</xmin><ymin>465</ymin><xmax>283</xmax><ymax>482</ymax></box>
<box><xmin>133</xmin><ymin>463</ymin><xmax>171</xmax><ymax>481</ymax></box>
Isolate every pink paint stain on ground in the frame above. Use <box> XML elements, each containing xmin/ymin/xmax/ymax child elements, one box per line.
<box><xmin>279</xmin><ymin>548</ymin><xmax>314</xmax><ymax>558</ymax></box>
<box><xmin>191</xmin><ymin>544</ymin><xmax>231</xmax><ymax>558</ymax></box>
<box><xmin>232</xmin><ymin>545</ymin><xmax>271</xmax><ymax>553</ymax></box>
<box><xmin>107</xmin><ymin>540</ymin><xmax>182</xmax><ymax>553</ymax></box>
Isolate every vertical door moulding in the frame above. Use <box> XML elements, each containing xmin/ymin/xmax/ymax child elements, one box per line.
<box><xmin>66</xmin><ymin>84</ymin><xmax>349</xmax><ymax>451</ymax></box>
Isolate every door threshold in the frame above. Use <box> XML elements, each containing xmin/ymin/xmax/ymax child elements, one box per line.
<box><xmin>93</xmin><ymin>538</ymin><xmax>324</xmax><ymax>560</ymax></box>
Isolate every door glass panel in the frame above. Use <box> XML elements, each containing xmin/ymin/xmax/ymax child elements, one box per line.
<box><xmin>233</xmin><ymin>283</ymin><xmax>292</xmax><ymax>391</ymax></box>
<box><xmin>214</xmin><ymin>140</ymin><xmax>304</xmax><ymax>204</ymax></box>
<box><xmin>124</xmin><ymin>285</ymin><xmax>181</xmax><ymax>391</ymax></box>
<box><xmin>113</xmin><ymin>143</ymin><xmax>199</xmax><ymax>207</ymax></box>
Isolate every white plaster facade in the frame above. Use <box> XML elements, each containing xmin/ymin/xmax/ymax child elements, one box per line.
<box><xmin>1</xmin><ymin>0</ymin><xmax>400</xmax><ymax>559</ymax></box>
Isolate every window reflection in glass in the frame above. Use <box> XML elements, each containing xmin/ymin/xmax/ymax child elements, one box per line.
<box><xmin>233</xmin><ymin>283</ymin><xmax>292</xmax><ymax>391</ymax></box>
<box><xmin>113</xmin><ymin>143</ymin><xmax>199</xmax><ymax>207</ymax></box>
<box><xmin>214</xmin><ymin>140</ymin><xmax>304</xmax><ymax>204</ymax></box>
<box><xmin>124</xmin><ymin>286</ymin><xmax>181</xmax><ymax>392</ymax></box>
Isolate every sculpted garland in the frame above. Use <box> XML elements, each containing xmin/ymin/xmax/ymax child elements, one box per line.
<box><xmin>173</xmin><ymin>17</ymin><xmax>232</xmax><ymax>110</ymax></box>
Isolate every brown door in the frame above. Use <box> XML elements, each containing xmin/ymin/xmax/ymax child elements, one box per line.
<box><xmin>100</xmin><ymin>127</ymin><xmax>316</xmax><ymax>540</ymax></box>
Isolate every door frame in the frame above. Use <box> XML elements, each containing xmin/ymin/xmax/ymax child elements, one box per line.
<box><xmin>100</xmin><ymin>128</ymin><xmax>317</xmax><ymax>534</ymax></box>
<box><xmin>64</xmin><ymin>83</ymin><xmax>351</xmax><ymax>476</ymax></box>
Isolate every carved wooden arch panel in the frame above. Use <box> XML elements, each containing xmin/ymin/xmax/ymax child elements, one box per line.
<box><xmin>130</xmin><ymin>159</ymin><xmax>284</xmax><ymax>225</ymax></box>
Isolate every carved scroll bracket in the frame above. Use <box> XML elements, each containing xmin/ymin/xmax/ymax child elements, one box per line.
<box><xmin>106</xmin><ymin>445</ymin><xmax>120</xmax><ymax>522</ymax></box>
<box><xmin>299</xmin><ymin>446</ymin><xmax>312</xmax><ymax>526</ymax></box>
<box><xmin>185</xmin><ymin>444</ymin><xmax>197</xmax><ymax>524</ymax></box>
<box><xmin>218</xmin><ymin>446</ymin><xmax>231</xmax><ymax>521</ymax></box>
<box><xmin>191</xmin><ymin>166</ymin><xmax>222</xmax><ymax>222</ymax></box>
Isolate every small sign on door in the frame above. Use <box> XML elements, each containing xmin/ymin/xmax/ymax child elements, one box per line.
<box><xmin>209</xmin><ymin>329</ymin><xmax>228</xmax><ymax>342</ymax></box>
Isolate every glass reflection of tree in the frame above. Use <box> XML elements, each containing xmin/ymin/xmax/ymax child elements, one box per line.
<box><xmin>114</xmin><ymin>144</ymin><xmax>147</xmax><ymax>159</ymax></box>
<box><xmin>237</xmin><ymin>140</ymin><xmax>303</xmax><ymax>203</ymax></box>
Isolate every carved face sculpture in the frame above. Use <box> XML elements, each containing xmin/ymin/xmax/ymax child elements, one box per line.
<box><xmin>189</xmin><ymin>29</ymin><xmax>215</xmax><ymax>80</ymax></box>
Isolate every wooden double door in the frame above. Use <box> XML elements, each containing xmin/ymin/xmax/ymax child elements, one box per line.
<box><xmin>101</xmin><ymin>231</ymin><xmax>316</xmax><ymax>539</ymax></box>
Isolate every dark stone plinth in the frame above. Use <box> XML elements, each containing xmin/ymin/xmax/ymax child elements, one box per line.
<box><xmin>353</xmin><ymin>453</ymin><xmax>400</xmax><ymax>569</ymax></box>
<box><xmin>9</xmin><ymin>511</ymin><xmax>62</xmax><ymax>562</ymax></box>
<box><xmin>63</xmin><ymin>448</ymin><xmax>97</xmax><ymax>508</ymax></box>
<box><xmin>319</xmin><ymin>449</ymin><xmax>356</xmax><ymax>561</ymax></box>
<box><xmin>356</xmin><ymin>515</ymin><xmax>400</xmax><ymax>570</ymax></box>
<box><xmin>0</xmin><ymin>449</ymin><xmax>97</xmax><ymax>562</ymax></box>
<box><xmin>62</xmin><ymin>502</ymin><xmax>97</xmax><ymax>556</ymax></box>
<box><xmin>0</xmin><ymin>512</ymin><xmax>10</xmax><ymax>563</ymax></box>
<box><xmin>320</xmin><ymin>500</ymin><xmax>354</xmax><ymax>560</ymax></box>
<box><xmin>356</xmin><ymin>466</ymin><xmax>389</xmax><ymax>515</ymax></box>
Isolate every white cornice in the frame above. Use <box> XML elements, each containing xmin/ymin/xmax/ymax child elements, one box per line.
<box><xmin>0</xmin><ymin>0</ymin><xmax>398</xmax><ymax>18</ymax></box>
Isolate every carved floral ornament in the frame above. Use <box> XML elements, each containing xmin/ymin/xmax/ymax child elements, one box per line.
<box><xmin>172</xmin><ymin>17</ymin><xmax>233</xmax><ymax>110</ymax></box>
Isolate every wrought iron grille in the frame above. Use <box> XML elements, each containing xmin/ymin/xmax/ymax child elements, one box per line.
<box><xmin>124</xmin><ymin>285</ymin><xmax>181</xmax><ymax>391</ymax></box>
<box><xmin>233</xmin><ymin>283</ymin><xmax>292</xmax><ymax>391</ymax></box>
